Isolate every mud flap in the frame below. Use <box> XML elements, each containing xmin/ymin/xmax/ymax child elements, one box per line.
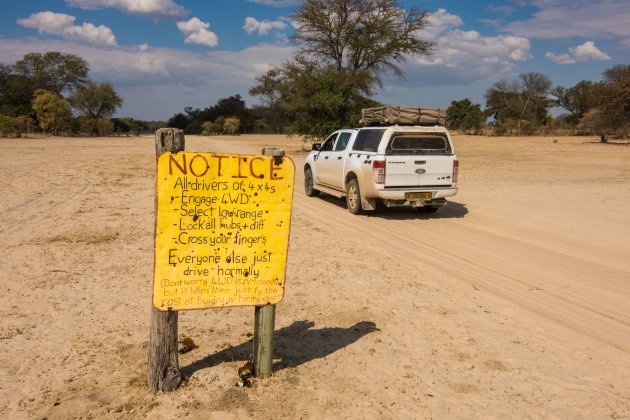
<box><xmin>361</xmin><ymin>197</ymin><xmax>377</xmax><ymax>211</ymax></box>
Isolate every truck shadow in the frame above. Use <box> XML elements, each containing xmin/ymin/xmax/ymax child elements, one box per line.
<box><xmin>317</xmin><ymin>195</ymin><xmax>468</xmax><ymax>220</ymax></box>
<box><xmin>375</xmin><ymin>201</ymin><xmax>469</xmax><ymax>220</ymax></box>
<box><xmin>181</xmin><ymin>320</ymin><xmax>378</xmax><ymax>378</ymax></box>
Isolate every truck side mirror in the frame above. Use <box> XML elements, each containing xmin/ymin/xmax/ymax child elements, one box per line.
<box><xmin>312</xmin><ymin>143</ymin><xmax>321</xmax><ymax>151</ymax></box>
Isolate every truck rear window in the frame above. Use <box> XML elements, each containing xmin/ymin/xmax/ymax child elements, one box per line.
<box><xmin>352</xmin><ymin>129</ymin><xmax>386</xmax><ymax>152</ymax></box>
<box><xmin>386</xmin><ymin>133</ymin><xmax>452</xmax><ymax>155</ymax></box>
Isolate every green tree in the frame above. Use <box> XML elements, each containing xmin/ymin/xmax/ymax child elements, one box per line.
<box><xmin>485</xmin><ymin>72</ymin><xmax>552</xmax><ymax>135</ymax></box>
<box><xmin>446</xmin><ymin>99</ymin><xmax>484</xmax><ymax>134</ymax></box>
<box><xmin>32</xmin><ymin>89</ymin><xmax>71</xmax><ymax>135</ymax></box>
<box><xmin>551</xmin><ymin>80</ymin><xmax>593</xmax><ymax>126</ymax></box>
<box><xmin>251</xmin><ymin>0</ymin><xmax>432</xmax><ymax>139</ymax></box>
<box><xmin>14</xmin><ymin>52</ymin><xmax>89</xmax><ymax>95</ymax></box>
<box><xmin>167</xmin><ymin>113</ymin><xmax>188</xmax><ymax>130</ymax></box>
<box><xmin>0</xmin><ymin>64</ymin><xmax>35</xmax><ymax>116</ymax></box>
<box><xmin>251</xmin><ymin>58</ymin><xmax>378</xmax><ymax>140</ymax></box>
<box><xmin>70</xmin><ymin>82</ymin><xmax>122</xmax><ymax>135</ymax></box>
<box><xmin>70</xmin><ymin>82</ymin><xmax>122</xmax><ymax>119</ymax></box>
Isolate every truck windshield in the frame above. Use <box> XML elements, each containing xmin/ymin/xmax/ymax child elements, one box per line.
<box><xmin>385</xmin><ymin>133</ymin><xmax>452</xmax><ymax>155</ymax></box>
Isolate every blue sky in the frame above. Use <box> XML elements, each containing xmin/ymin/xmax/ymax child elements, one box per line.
<box><xmin>0</xmin><ymin>0</ymin><xmax>628</xmax><ymax>120</ymax></box>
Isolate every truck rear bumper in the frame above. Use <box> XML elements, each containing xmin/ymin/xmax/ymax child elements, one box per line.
<box><xmin>375</xmin><ymin>187</ymin><xmax>458</xmax><ymax>201</ymax></box>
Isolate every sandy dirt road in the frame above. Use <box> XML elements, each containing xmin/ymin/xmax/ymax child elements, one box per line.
<box><xmin>1</xmin><ymin>134</ymin><xmax>629</xmax><ymax>418</ymax></box>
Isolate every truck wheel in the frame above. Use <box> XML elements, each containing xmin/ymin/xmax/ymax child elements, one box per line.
<box><xmin>304</xmin><ymin>167</ymin><xmax>319</xmax><ymax>197</ymax></box>
<box><xmin>346</xmin><ymin>178</ymin><xmax>362</xmax><ymax>214</ymax></box>
<box><xmin>418</xmin><ymin>205</ymin><xmax>439</xmax><ymax>213</ymax></box>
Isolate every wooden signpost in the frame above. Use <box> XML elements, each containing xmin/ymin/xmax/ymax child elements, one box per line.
<box><xmin>148</xmin><ymin>128</ymin><xmax>294</xmax><ymax>391</ymax></box>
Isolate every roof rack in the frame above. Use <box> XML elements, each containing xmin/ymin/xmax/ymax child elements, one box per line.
<box><xmin>360</xmin><ymin>105</ymin><xmax>446</xmax><ymax>126</ymax></box>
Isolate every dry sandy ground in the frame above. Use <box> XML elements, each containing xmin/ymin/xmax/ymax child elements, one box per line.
<box><xmin>1</xmin><ymin>133</ymin><xmax>629</xmax><ymax>419</ymax></box>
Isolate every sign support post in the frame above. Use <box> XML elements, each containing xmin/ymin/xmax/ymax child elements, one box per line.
<box><xmin>252</xmin><ymin>146</ymin><xmax>285</xmax><ymax>378</ymax></box>
<box><xmin>253</xmin><ymin>304</ymin><xmax>275</xmax><ymax>378</ymax></box>
<box><xmin>148</xmin><ymin>128</ymin><xmax>184</xmax><ymax>392</ymax></box>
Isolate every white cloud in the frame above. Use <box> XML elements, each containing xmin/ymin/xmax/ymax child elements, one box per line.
<box><xmin>64</xmin><ymin>23</ymin><xmax>117</xmax><ymax>46</ymax></box>
<box><xmin>570</xmin><ymin>41</ymin><xmax>611</xmax><ymax>62</ymax></box>
<box><xmin>17</xmin><ymin>11</ymin><xmax>75</xmax><ymax>34</ymax></box>
<box><xmin>416</xmin><ymin>8</ymin><xmax>463</xmax><ymax>39</ymax></box>
<box><xmin>487</xmin><ymin>5</ymin><xmax>516</xmax><ymax>16</ymax></box>
<box><xmin>501</xmin><ymin>0</ymin><xmax>630</xmax><ymax>40</ymax></box>
<box><xmin>416</xmin><ymin>30</ymin><xmax>530</xmax><ymax>73</ymax></box>
<box><xmin>407</xmin><ymin>9</ymin><xmax>531</xmax><ymax>86</ymax></box>
<box><xmin>545</xmin><ymin>52</ymin><xmax>576</xmax><ymax>64</ymax></box>
<box><xmin>546</xmin><ymin>41</ymin><xmax>610</xmax><ymax>64</ymax></box>
<box><xmin>479</xmin><ymin>18</ymin><xmax>501</xmax><ymax>28</ymax></box>
<box><xmin>243</xmin><ymin>17</ymin><xmax>288</xmax><ymax>36</ymax></box>
<box><xmin>17</xmin><ymin>11</ymin><xmax>116</xmax><ymax>47</ymax></box>
<box><xmin>66</xmin><ymin>0</ymin><xmax>186</xmax><ymax>18</ymax></box>
<box><xmin>177</xmin><ymin>17</ymin><xmax>218</xmax><ymax>47</ymax></box>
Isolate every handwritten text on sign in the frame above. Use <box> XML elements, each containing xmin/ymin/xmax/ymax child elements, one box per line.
<box><xmin>153</xmin><ymin>152</ymin><xmax>295</xmax><ymax>311</ymax></box>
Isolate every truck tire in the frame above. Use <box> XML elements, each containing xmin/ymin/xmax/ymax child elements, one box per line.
<box><xmin>304</xmin><ymin>167</ymin><xmax>319</xmax><ymax>197</ymax></box>
<box><xmin>346</xmin><ymin>178</ymin><xmax>362</xmax><ymax>214</ymax></box>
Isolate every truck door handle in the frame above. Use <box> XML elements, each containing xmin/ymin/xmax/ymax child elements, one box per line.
<box><xmin>337</xmin><ymin>156</ymin><xmax>342</xmax><ymax>160</ymax></box>
<box><xmin>324</xmin><ymin>156</ymin><xmax>329</xmax><ymax>159</ymax></box>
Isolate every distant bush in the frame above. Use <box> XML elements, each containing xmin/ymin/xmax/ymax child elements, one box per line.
<box><xmin>224</xmin><ymin>117</ymin><xmax>241</xmax><ymax>135</ymax></box>
<box><xmin>0</xmin><ymin>114</ymin><xmax>34</xmax><ymax>137</ymax></box>
<box><xmin>77</xmin><ymin>116</ymin><xmax>114</xmax><ymax>136</ymax></box>
<box><xmin>0</xmin><ymin>115</ymin><xmax>15</xmax><ymax>137</ymax></box>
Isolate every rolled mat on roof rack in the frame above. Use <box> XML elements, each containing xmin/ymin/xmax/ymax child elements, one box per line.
<box><xmin>360</xmin><ymin>105</ymin><xmax>446</xmax><ymax>126</ymax></box>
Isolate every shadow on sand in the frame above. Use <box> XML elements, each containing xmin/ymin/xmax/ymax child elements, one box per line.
<box><xmin>181</xmin><ymin>320</ymin><xmax>379</xmax><ymax>377</ymax></box>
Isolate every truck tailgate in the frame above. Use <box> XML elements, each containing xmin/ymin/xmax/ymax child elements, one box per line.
<box><xmin>385</xmin><ymin>156</ymin><xmax>454</xmax><ymax>187</ymax></box>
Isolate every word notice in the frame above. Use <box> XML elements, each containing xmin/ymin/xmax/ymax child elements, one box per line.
<box><xmin>153</xmin><ymin>152</ymin><xmax>295</xmax><ymax>311</ymax></box>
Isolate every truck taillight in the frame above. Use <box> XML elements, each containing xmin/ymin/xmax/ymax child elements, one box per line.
<box><xmin>373</xmin><ymin>159</ymin><xmax>386</xmax><ymax>184</ymax></box>
<box><xmin>452</xmin><ymin>159</ymin><xmax>459</xmax><ymax>186</ymax></box>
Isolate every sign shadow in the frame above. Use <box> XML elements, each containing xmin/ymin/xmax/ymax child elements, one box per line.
<box><xmin>181</xmin><ymin>320</ymin><xmax>378</xmax><ymax>378</ymax></box>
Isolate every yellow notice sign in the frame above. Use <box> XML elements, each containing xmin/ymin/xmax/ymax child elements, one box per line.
<box><xmin>153</xmin><ymin>152</ymin><xmax>295</xmax><ymax>311</ymax></box>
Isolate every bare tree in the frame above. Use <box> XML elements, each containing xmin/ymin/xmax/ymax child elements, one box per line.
<box><xmin>292</xmin><ymin>0</ymin><xmax>432</xmax><ymax>88</ymax></box>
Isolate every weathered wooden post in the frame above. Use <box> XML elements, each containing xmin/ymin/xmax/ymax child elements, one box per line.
<box><xmin>253</xmin><ymin>147</ymin><xmax>284</xmax><ymax>379</ymax></box>
<box><xmin>148</xmin><ymin>128</ymin><xmax>185</xmax><ymax>392</ymax></box>
<box><xmin>254</xmin><ymin>304</ymin><xmax>275</xmax><ymax>378</ymax></box>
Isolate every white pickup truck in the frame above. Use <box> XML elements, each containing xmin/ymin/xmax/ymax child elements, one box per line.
<box><xmin>303</xmin><ymin>125</ymin><xmax>459</xmax><ymax>214</ymax></box>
